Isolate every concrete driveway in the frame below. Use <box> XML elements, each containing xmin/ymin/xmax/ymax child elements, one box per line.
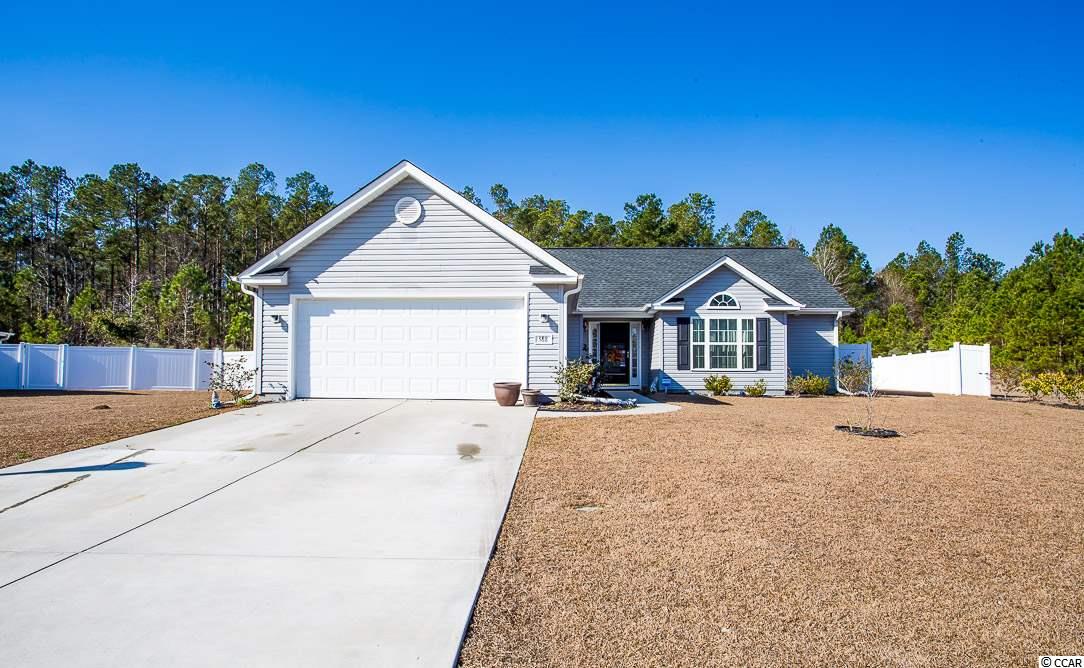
<box><xmin>0</xmin><ymin>399</ymin><xmax>534</xmax><ymax>667</ymax></box>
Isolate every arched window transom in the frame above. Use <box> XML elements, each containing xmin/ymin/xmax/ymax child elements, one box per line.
<box><xmin>707</xmin><ymin>292</ymin><xmax>739</xmax><ymax>309</ymax></box>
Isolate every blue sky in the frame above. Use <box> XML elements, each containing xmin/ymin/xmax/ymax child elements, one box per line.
<box><xmin>2</xmin><ymin>1</ymin><xmax>1081</xmax><ymax>267</ymax></box>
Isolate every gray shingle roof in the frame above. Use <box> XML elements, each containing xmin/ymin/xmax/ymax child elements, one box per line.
<box><xmin>546</xmin><ymin>247</ymin><xmax>851</xmax><ymax>311</ymax></box>
<box><xmin>528</xmin><ymin>265</ymin><xmax>561</xmax><ymax>275</ymax></box>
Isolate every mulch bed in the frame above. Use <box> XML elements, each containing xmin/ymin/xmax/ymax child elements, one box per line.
<box><xmin>834</xmin><ymin>424</ymin><xmax>901</xmax><ymax>437</ymax></box>
<box><xmin>538</xmin><ymin>401</ymin><xmax>632</xmax><ymax>413</ymax></box>
<box><xmin>460</xmin><ymin>394</ymin><xmax>1084</xmax><ymax>667</ymax></box>
<box><xmin>0</xmin><ymin>390</ymin><xmax>246</xmax><ymax>468</ymax></box>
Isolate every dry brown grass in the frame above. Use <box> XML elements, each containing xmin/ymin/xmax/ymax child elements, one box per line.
<box><xmin>460</xmin><ymin>394</ymin><xmax>1084</xmax><ymax>667</ymax></box>
<box><xmin>0</xmin><ymin>390</ymin><xmax>243</xmax><ymax>468</ymax></box>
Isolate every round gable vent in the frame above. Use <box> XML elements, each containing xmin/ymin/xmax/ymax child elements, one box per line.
<box><xmin>395</xmin><ymin>196</ymin><xmax>423</xmax><ymax>225</ymax></box>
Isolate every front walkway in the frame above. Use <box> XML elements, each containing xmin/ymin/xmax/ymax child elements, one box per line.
<box><xmin>0</xmin><ymin>399</ymin><xmax>534</xmax><ymax>667</ymax></box>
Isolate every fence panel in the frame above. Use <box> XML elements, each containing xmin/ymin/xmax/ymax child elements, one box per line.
<box><xmin>197</xmin><ymin>349</ymin><xmax>220</xmax><ymax>388</ymax></box>
<box><xmin>0</xmin><ymin>344</ymin><xmax>246</xmax><ymax>392</ymax></box>
<box><xmin>25</xmin><ymin>344</ymin><xmax>62</xmax><ymax>389</ymax></box>
<box><xmin>871</xmin><ymin>342</ymin><xmax>990</xmax><ymax>397</ymax></box>
<box><xmin>135</xmin><ymin>348</ymin><xmax>197</xmax><ymax>390</ymax></box>
<box><xmin>960</xmin><ymin>344</ymin><xmax>992</xmax><ymax>396</ymax></box>
<box><xmin>66</xmin><ymin>346</ymin><xmax>131</xmax><ymax>389</ymax></box>
<box><xmin>0</xmin><ymin>344</ymin><xmax>19</xmax><ymax>390</ymax></box>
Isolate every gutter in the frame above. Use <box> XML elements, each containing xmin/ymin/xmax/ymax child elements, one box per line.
<box><xmin>561</xmin><ymin>275</ymin><xmax>585</xmax><ymax>362</ymax></box>
<box><xmin>228</xmin><ymin>274</ymin><xmax>260</xmax><ymax>402</ymax></box>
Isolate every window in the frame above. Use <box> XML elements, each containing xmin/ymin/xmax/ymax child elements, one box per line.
<box><xmin>691</xmin><ymin>316</ymin><xmax>755</xmax><ymax>370</ymax></box>
<box><xmin>707</xmin><ymin>292</ymin><xmax>739</xmax><ymax>309</ymax></box>
<box><xmin>741</xmin><ymin>319</ymin><xmax>755</xmax><ymax>369</ymax></box>
<box><xmin>692</xmin><ymin>318</ymin><xmax>705</xmax><ymax>370</ymax></box>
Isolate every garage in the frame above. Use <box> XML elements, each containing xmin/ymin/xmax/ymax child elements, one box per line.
<box><xmin>295</xmin><ymin>297</ymin><xmax>525</xmax><ymax>399</ymax></box>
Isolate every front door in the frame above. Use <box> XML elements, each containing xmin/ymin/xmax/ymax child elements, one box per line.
<box><xmin>599</xmin><ymin>322</ymin><xmax>630</xmax><ymax>385</ymax></box>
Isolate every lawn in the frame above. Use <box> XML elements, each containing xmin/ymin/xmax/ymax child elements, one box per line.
<box><xmin>0</xmin><ymin>390</ymin><xmax>241</xmax><ymax>468</ymax></box>
<box><xmin>460</xmin><ymin>394</ymin><xmax>1084</xmax><ymax>667</ymax></box>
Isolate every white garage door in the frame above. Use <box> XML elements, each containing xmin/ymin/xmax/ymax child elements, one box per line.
<box><xmin>296</xmin><ymin>298</ymin><xmax>525</xmax><ymax>399</ymax></box>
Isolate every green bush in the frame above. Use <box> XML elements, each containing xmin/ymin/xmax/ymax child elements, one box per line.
<box><xmin>554</xmin><ymin>359</ymin><xmax>600</xmax><ymax>403</ymax></box>
<box><xmin>1020</xmin><ymin>375</ymin><xmax>1046</xmax><ymax>400</ymax></box>
<box><xmin>1019</xmin><ymin>371</ymin><xmax>1084</xmax><ymax>405</ymax></box>
<box><xmin>744</xmin><ymin>378</ymin><xmax>768</xmax><ymax>397</ymax></box>
<box><xmin>704</xmin><ymin>374</ymin><xmax>732</xmax><ymax>396</ymax></box>
<box><xmin>789</xmin><ymin>371</ymin><xmax>831</xmax><ymax>396</ymax></box>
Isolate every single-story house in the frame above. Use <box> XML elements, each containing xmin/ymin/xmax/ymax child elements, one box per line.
<box><xmin>238</xmin><ymin>161</ymin><xmax>853</xmax><ymax>400</ymax></box>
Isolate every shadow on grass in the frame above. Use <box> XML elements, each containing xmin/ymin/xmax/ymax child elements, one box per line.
<box><xmin>0</xmin><ymin>390</ymin><xmax>155</xmax><ymax>398</ymax></box>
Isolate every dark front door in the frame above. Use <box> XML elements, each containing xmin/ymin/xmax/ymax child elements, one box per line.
<box><xmin>599</xmin><ymin>322</ymin><xmax>630</xmax><ymax>385</ymax></box>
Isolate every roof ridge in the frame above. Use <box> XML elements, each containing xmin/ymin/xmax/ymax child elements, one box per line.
<box><xmin>545</xmin><ymin>246</ymin><xmax>797</xmax><ymax>250</ymax></box>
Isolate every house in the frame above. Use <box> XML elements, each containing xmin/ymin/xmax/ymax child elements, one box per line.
<box><xmin>238</xmin><ymin>161</ymin><xmax>853</xmax><ymax>400</ymax></box>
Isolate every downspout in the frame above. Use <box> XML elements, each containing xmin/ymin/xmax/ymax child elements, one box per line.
<box><xmin>833</xmin><ymin>309</ymin><xmax>843</xmax><ymax>394</ymax></box>
<box><xmin>560</xmin><ymin>275</ymin><xmax>585</xmax><ymax>363</ymax></box>
<box><xmin>229</xmin><ymin>275</ymin><xmax>260</xmax><ymax>402</ymax></box>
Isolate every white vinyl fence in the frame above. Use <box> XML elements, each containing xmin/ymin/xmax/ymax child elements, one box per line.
<box><xmin>0</xmin><ymin>343</ymin><xmax>255</xmax><ymax>392</ymax></box>
<box><xmin>871</xmin><ymin>342</ymin><xmax>991</xmax><ymax>397</ymax></box>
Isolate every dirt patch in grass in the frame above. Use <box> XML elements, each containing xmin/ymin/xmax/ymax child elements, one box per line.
<box><xmin>0</xmin><ymin>390</ymin><xmax>245</xmax><ymax>468</ymax></box>
<box><xmin>460</xmin><ymin>394</ymin><xmax>1084</xmax><ymax>667</ymax></box>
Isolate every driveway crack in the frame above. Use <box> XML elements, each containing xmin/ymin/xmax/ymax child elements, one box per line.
<box><xmin>0</xmin><ymin>400</ymin><xmax>407</xmax><ymax>590</ymax></box>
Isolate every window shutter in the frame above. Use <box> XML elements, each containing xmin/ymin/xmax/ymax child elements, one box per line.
<box><xmin>756</xmin><ymin>317</ymin><xmax>770</xmax><ymax>371</ymax></box>
<box><xmin>676</xmin><ymin>318</ymin><xmax>690</xmax><ymax>370</ymax></box>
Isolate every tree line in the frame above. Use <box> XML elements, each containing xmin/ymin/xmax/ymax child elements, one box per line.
<box><xmin>2</xmin><ymin>159</ymin><xmax>1080</xmax><ymax>374</ymax></box>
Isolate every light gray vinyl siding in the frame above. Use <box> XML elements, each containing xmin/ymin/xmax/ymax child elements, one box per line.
<box><xmin>528</xmin><ymin>286</ymin><xmax>562</xmax><ymax>392</ymax></box>
<box><xmin>256</xmin><ymin>176</ymin><xmax>562</xmax><ymax>397</ymax></box>
<box><xmin>657</xmin><ymin>266</ymin><xmax>787</xmax><ymax>395</ymax></box>
<box><xmin>650</xmin><ymin>316</ymin><xmax>664</xmax><ymax>379</ymax></box>
<box><xmin>566</xmin><ymin>314</ymin><xmax>583</xmax><ymax>360</ymax></box>
<box><xmin>787</xmin><ymin>314</ymin><xmax>837</xmax><ymax>383</ymax></box>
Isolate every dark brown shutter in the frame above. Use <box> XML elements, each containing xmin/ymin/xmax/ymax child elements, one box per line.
<box><xmin>676</xmin><ymin>318</ymin><xmax>690</xmax><ymax>370</ymax></box>
<box><xmin>756</xmin><ymin>317</ymin><xmax>770</xmax><ymax>370</ymax></box>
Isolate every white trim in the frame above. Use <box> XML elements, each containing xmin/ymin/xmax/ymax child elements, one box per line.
<box><xmin>787</xmin><ymin>306</ymin><xmax>856</xmax><ymax>315</ymax></box>
<box><xmin>588</xmin><ymin>319</ymin><xmax>641</xmax><ymax>389</ymax></box>
<box><xmin>240</xmin><ymin>160</ymin><xmax>578</xmax><ymax>280</ymax></box>
<box><xmin>690</xmin><ymin>316</ymin><xmax>757</xmax><ymax>372</ymax></box>
<box><xmin>240</xmin><ymin>272</ymin><xmax>288</xmax><ymax>287</ymax></box>
<box><xmin>531</xmin><ymin>275</ymin><xmax>579</xmax><ymax>286</ymax></box>
<box><xmin>649</xmin><ymin>302</ymin><xmax>685</xmax><ymax>311</ymax></box>
<box><xmin>286</xmin><ymin>290</ymin><xmax>530</xmax><ymax>400</ymax></box>
<box><xmin>705</xmin><ymin>292</ymin><xmax>740</xmax><ymax>310</ymax></box>
<box><xmin>654</xmin><ymin>256</ymin><xmax>803</xmax><ymax>307</ymax></box>
<box><xmin>763</xmin><ymin>304</ymin><xmax>801</xmax><ymax>312</ymax></box>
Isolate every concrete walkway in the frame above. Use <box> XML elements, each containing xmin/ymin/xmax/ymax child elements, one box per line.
<box><xmin>0</xmin><ymin>399</ymin><xmax>534</xmax><ymax>667</ymax></box>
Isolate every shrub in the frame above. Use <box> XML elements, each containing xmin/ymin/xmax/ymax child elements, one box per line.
<box><xmin>554</xmin><ymin>359</ymin><xmax>600</xmax><ymax>403</ymax></box>
<box><xmin>837</xmin><ymin>358</ymin><xmax>878</xmax><ymax>431</ymax></box>
<box><xmin>1020</xmin><ymin>375</ymin><xmax>1046</xmax><ymax>401</ymax></box>
<box><xmin>1024</xmin><ymin>371</ymin><xmax>1084</xmax><ymax>405</ymax></box>
<box><xmin>704</xmin><ymin>374</ymin><xmax>732</xmax><ymax>396</ymax></box>
<box><xmin>991</xmin><ymin>364</ymin><xmax>1025</xmax><ymax>397</ymax></box>
<box><xmin>206</xmin><ymin>356</ymin><xmax>257</xmax><ymax>404</ymax></box>
<box><xmin>789</xmin><ymin>371</ymin><xmax>830</xmax><ymax>396</ymax></box>
<box><xmin>744</xmin><ymin>378</ymin><xmax>768</xmax><ymax>397</ymax></box>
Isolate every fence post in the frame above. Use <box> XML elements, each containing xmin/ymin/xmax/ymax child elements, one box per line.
<box><xmin>127</xmin><ymin>345</ymin><xmax>137</xmax><ymax>390</ymax></box>
<box><xmin>191</xmin><ymin>347</ymin><xmax>201</xmax><ymax>390</ymax></box>
<box><xmin>58</xmin><ymin>343</ymin><xmax>69</xmax><ymax>389</ymax></box>
<box><xmin>953</xmin><ymin>342</ymin><xmax>963</xmax><ymax>396</ymax></box>
<box><xmin>17</xmin><ymin>342</ymin><xmax>27</xmax><ymax>389</ymax></box>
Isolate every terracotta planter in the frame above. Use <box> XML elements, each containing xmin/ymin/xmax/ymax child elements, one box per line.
<box><xmin>493</xmin><ymin>382</ymin><xmax>522</xmax><ymax>406</ymax></box>
<box><xmin>520</xmin><ymin>389</ymin><xmax>542</xmax><ymax>407</ymax></box>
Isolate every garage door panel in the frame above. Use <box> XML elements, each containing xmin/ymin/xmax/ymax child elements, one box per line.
<box><xmin>297</xmin><ymin>298</ymin><xmax>523</xmax><ymax>399</ymax></box>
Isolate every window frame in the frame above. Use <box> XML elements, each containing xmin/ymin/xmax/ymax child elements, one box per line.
<box><xmin>705</xmin><ymin>292</ymin><xmax>740</xmax><ymax>310</ymax></box>
<box><xmin>690</xmin><ymin>316</ymin><xmax>757</xmax><ymax>371</ymax></box>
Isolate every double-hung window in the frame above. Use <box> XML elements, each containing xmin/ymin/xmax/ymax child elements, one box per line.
<box><xmin>691</xmin><ymin>316</ymin><xmax>756</xmax><ymax>371</ymax></box>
